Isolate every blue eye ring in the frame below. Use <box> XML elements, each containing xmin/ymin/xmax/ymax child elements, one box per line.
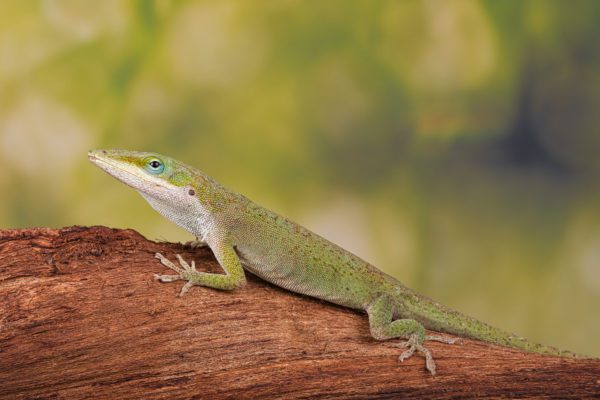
<box><xmin>145</xmin><ymin>158</ymin><xmax>165</xmax><ymax>174</ymax></box>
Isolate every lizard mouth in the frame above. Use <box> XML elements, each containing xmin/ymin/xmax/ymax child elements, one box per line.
<box><xmin>87</xmin><ymin>150</ymin><xmax>101</xmax><ymax>164</ymax></box>
<box><xmin>88</xmin><ymin>151</ymin><xmax>131</xmax><ymax>179</ymax></box>
<box><xmin>88</xmin><ymin>150</ymin><xmax>169</xmax><ymax>193</ymax></box>
<box><xmin>87</xmin><ymin>150</ymin><xmax>115</xmax><ymax>171</ymax></box>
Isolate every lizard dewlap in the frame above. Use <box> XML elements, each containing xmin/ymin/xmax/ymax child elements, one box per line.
<box><xmin>88</xmin><ymin>149</ymin><xmax>580</xmax><ymax>375</ymax></box>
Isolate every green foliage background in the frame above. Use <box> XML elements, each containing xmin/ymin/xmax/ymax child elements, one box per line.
<box><xmin>1</xmin><ymin>0</ymin><xmax>599</xmax><ymax>355</ymax></box>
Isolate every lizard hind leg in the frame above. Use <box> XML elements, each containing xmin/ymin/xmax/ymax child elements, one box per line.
<box><xmin>367</xmin><ymin>294</ymin><xmax>454</xmax><ymax>375</ymax></box>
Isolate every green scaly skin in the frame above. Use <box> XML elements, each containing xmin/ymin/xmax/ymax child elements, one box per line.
<box><xmin>88</xmin><ymin>149</ymin><xmax>580</xmax><ymax>375</ymax></box>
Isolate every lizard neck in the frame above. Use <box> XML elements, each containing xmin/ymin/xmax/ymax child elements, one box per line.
<box><xmin>140</xmin><ymin>192</ymin><xmax>212</xmax><ymax>240</ymax></box>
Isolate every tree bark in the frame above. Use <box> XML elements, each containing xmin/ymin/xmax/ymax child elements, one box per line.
<box><xmin>0</xmin><ymin>226</ymin><xmax>598</xmax><ymax>399</ymax></box>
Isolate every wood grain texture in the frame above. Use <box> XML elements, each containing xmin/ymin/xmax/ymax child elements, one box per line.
<box><xmin>0</xmin><ymin>226</ymin><xmax>599</xmax><ymax>399</ymax></box>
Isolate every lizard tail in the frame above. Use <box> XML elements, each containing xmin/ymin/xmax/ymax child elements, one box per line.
<box><xmin>401</xmin><ymin>293</ymin><xmax>582</xmax><ymax>358</ymax></box>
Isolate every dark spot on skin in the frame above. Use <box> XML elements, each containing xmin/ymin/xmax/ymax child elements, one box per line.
<box><xmin>188</xmin><ymin>189</ymin><xmax>195</xmax><ymax>196</ymax></box>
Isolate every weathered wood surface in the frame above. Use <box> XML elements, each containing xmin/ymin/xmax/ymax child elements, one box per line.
<box><xmin>0</xmin><ymin>226</ymin><xmax>599</xmax><ymax>399</ymax></box>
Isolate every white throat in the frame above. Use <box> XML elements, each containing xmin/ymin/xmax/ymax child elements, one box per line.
<box><xmin>140</xmin><ymin>192</ymin><xmax>212</xmax><ymax>240</ymax></box>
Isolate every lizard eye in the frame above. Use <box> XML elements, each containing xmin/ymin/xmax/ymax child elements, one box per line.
<box><xmin>145</xmin><ymin>158</ymin><xmax>165</xmax><ymax>174</ymax></box>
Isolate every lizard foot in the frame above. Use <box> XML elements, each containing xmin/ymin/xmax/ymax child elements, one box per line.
<box><xmin>184</xmin><ymin>239</ymin><xmax>208</xmax><ymax>249</ymax></box>
<box><xmin>154</xmin><ymin>252</ymin><xmax>197</xmax><ymax>296</ymax></box>
<box><xmin>394</xmin><ymin>334</ymin><xmax>457</xmax><ymax>375</ymax></box>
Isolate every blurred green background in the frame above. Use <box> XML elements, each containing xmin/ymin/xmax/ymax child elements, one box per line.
<box><xmin>1</xmin><ymin>0</ymin><xmax>599</xmax><ymax>356</ymax></box>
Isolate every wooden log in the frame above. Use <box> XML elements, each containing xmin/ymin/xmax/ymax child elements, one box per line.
<box><xmin>0</xmin><ymin>226</ymin><xmax>599</xmax><ymax>399</ymax></box>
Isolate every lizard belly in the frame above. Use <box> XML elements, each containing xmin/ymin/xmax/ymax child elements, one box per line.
<box><xmin>236</xmin><ymin>247</ymin><xmax>366</xmax><ymax>310</ymax></box>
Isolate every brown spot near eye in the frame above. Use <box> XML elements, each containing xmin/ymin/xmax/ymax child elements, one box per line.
<box><xmin>189</xmin><ymin>189</ymin><xmax>195</xmax><ymax>196</ymax></box>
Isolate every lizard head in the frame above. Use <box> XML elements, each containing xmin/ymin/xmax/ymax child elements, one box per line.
<box><xmin>88</xmin><ymin>149</ymin><xmax>195</xmax><ymax>194</ymax></box>
<box><xmin>88</xmin><ymin>149</ymin><xmax>215</xmax><ymax>234</ymax></box>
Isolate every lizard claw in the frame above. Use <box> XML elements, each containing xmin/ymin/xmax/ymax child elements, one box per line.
<box><xmin>154</xmin><ymin>273</ymin><xmax>182</xmax><ymax>282</ymax></box>
<box><xmin>399</xmin><ymin>345</ymin><xmax>415</xmax><ymax>362</ymax></box>
<box><xmin>155</xmin><ymin>253</ymin><xmax>185</xmax><ymax>274</ymax></box>
<box><xmin>179</xmin><ymin>281</ymin><xmax>194</xmax><ymax>296</ymax></box>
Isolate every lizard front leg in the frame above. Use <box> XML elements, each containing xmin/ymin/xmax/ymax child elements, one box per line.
<box><xmin>154</xmin><ymin>238</ymin><xmax>246</xmax><ymax>296</ymax></box>
<box><xmin>367</xmin><ymin>294</ymin><xmax>456</xmax><ymax>375</ymax></box>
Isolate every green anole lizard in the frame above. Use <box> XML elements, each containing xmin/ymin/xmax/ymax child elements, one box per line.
<box><xmin>88</xmin><ymin>149</ymin><xmax>579</xmax><ymax>374</ymax></box>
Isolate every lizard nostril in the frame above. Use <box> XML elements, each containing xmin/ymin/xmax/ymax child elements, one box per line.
<box><xmin>188</xmin><ymin>189</ymin><xmax>195</xmax><ymax>196</ymax></box>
